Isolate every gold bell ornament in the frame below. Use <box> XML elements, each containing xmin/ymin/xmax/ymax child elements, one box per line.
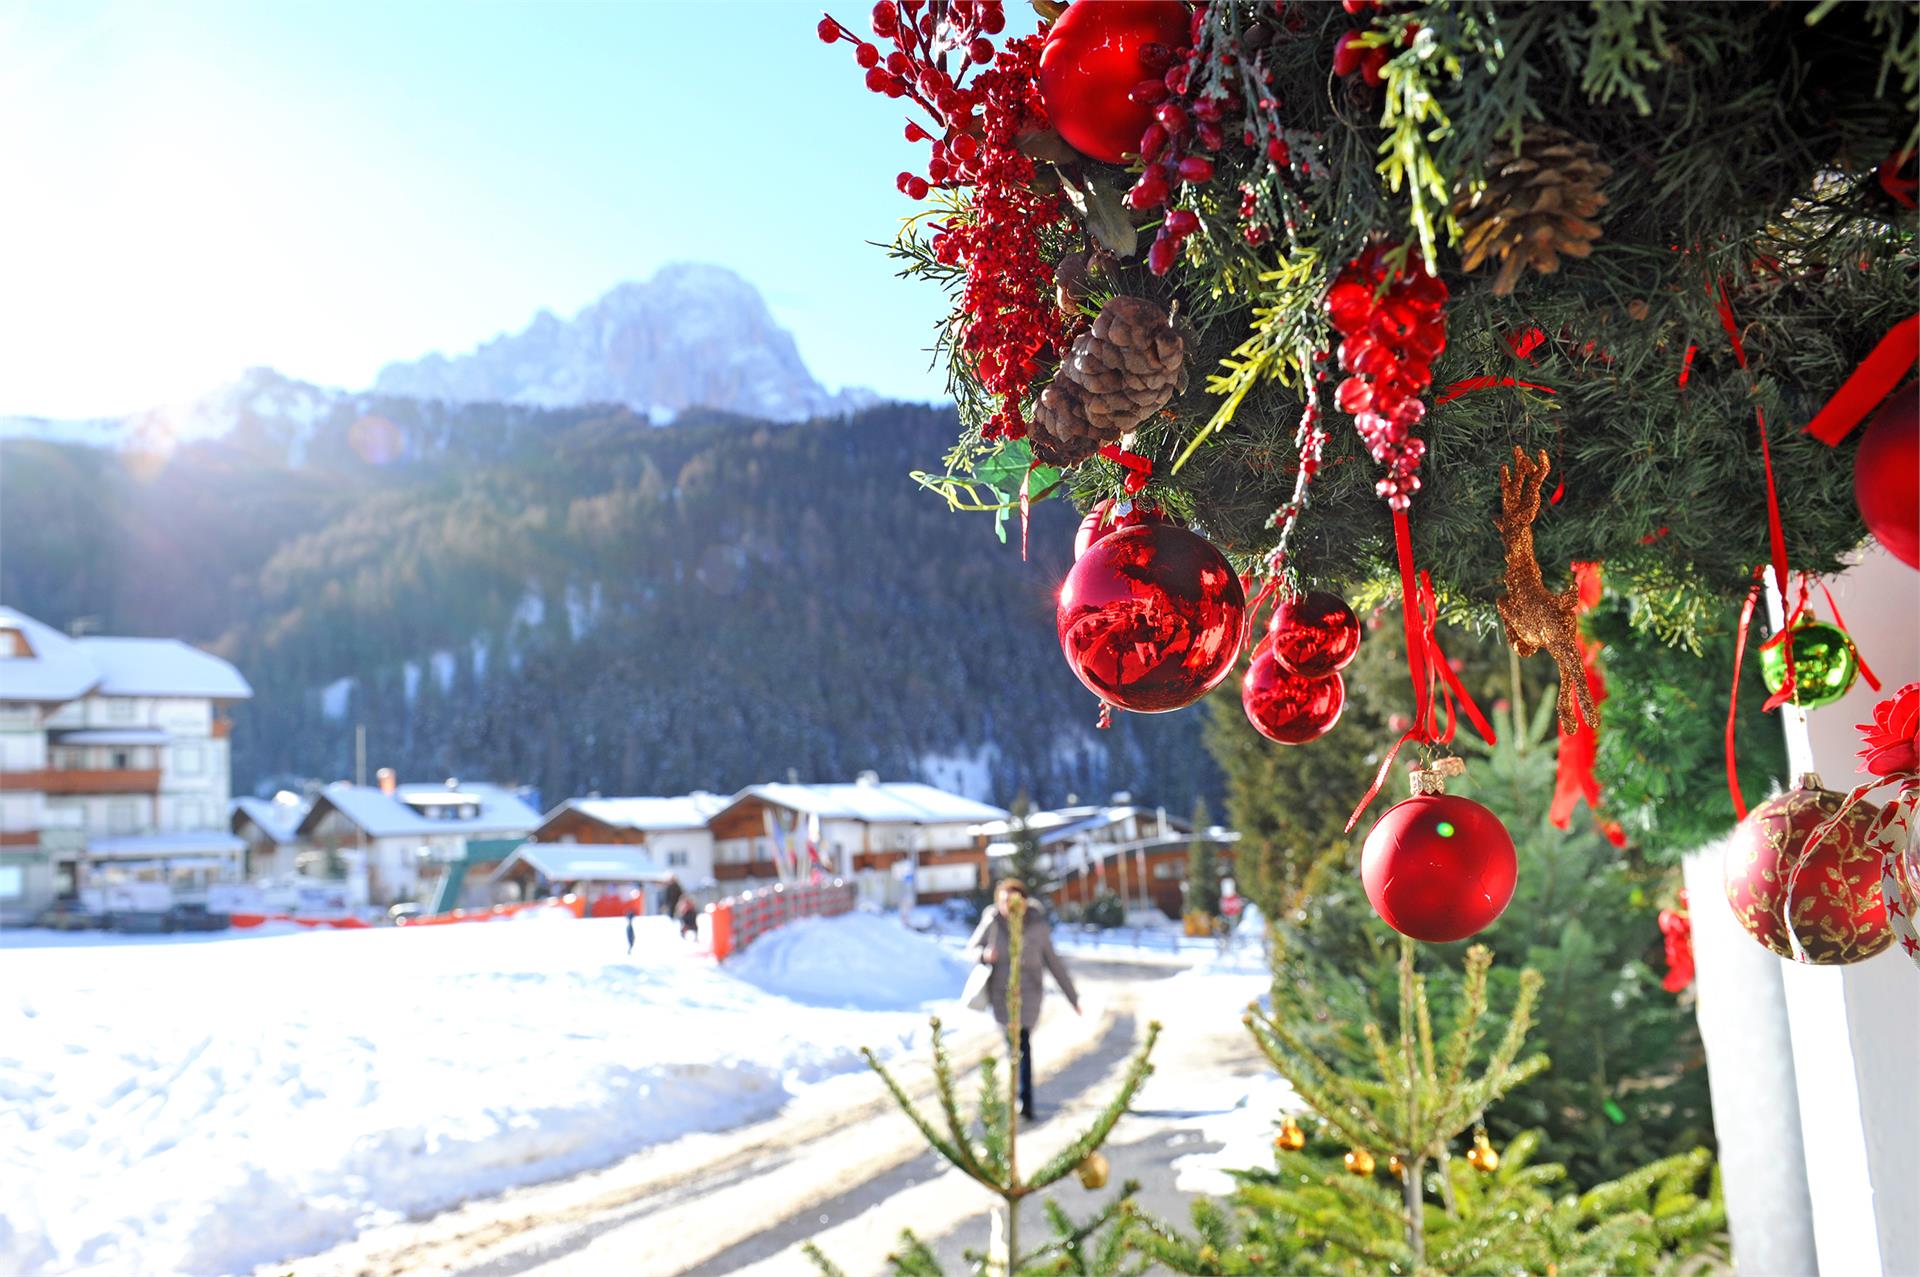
<box><xmin>1344</xmin><ymin>1147</ymin><xmax>1376</xmax><ymax>1176</ymax></box>
<box><xmin>1075</xmin><ymin>1150</ymin><xmax>1110</xmax><ymax>1190</ymax></box>
<box><xmin>1465</xmin><ymin>1127</ymin><xmax>1500</xmax><ymax>1173</ymax></box>
<box><xmin>1387</xmin><ymin>1154</ymin><xmax>1406</xmax><ymax>1176</ymax></box>
<box><xmin>1274</xmin><ymin>1116</ymin><xmax>1306</xmax><ymax>1152</ymax></box>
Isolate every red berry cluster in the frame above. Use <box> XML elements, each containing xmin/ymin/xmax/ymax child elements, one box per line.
<box><xmin>1323</xmin><ymin>246</ymin><xmax>1448</xmax><ymax>510</ymax></box>
<box><xmin>1331</xmin><ymin>0</ymin><xmax>1410</xmax><ymax>87</ymax></box>
<box><xmin>1121</xmin><ymin>6</ymin><xmax>1243</xmax><ymax>275</ymax></box>
<box><xmin>820</xmin><ymin>5</ymin><xmax>1066</xmax><ymax>442</ymax></box>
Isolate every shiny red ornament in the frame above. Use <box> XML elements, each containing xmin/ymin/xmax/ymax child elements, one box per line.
<box><xmin>1242</xmin><ymin>641</ymin><xmax>1345</xmax><ymax>744</ymax></box>
<box><xmin>1723</xmin><ymin>773</ymin><xmax>1891</xmax><ymax>964</ymax></box>
<box><xmin>1361</xmin><ymin>791</ymin><xmax>1516</xmax><ymax>942</ymax></box>
<box><xmin>1057</xmin><ymin>522</ymin><xmax>1246</xmax><ymax>713</ymax></box>
<box><xmin>1267</xmin><ymin>591</ymin><xmax>1362</xmax><ymax>679</ymax></box>
<box><xmin>1073</xmin><ymin>499</ymin><xmax>1167</xmax><ymax>559</ymax></box>
<box><xmin>1037</xmin><ymin>1</ymin><xmax>1190</xmax><ymax>164</ymax></box>
<box><xmin>1854</xmin><ymin>392</ymin><xmax>1918</xmax><ymax>569</ymax></box>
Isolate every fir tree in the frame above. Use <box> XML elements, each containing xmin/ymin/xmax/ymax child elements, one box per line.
<box><xmin>1185</xmin><ymin>796</ymin><xmax>1222</xmax><ymax>919</ymax></box>
<box><xmin>1000</xmin><ymin>793</ymin><xmax>1054</xmax><ymax>897</ymax></box>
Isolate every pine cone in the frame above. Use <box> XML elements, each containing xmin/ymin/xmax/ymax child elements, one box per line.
<box><xmin>1453</xmin><ymin>127</ymin><xmax>1612</xmax><ymax>296</ymax></box>
<box><xmin>1030</xmin><ymin>297</ymin><xmax>1184</xmax><ymax>465</ymax></box>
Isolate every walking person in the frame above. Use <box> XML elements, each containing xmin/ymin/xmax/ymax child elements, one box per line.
<box><xmin>676</xmin><ymin>892</ymin><xmax>699</xmax><ymax>941</ymax></box>
<box><xmin>966</xmin><ymin>877</ymin><xmax>1080</xmax><ymax>1120</ymax></box>
<box><xmin>625</xmin><ymin>907</ymin><xmax>636</xmax><ymax>955</ymax></box>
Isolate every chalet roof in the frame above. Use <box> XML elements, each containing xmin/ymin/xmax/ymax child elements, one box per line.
<box><xmin>717</xmin><ymin>781</ymin><xmax>1006</xmax><ymax>826</ymax></box>
<box><xmin>0</xmin><ymin>607</ymin><xmax>100</xmax><ymax>702</ymax></box>
<box><xmin>300</xmin><ymin>782</ymin><xmax>541</xmax><ymax>840</ymax></box>
<box><xmin>552</xmin><ymin>793</ymin><xmax>727</xmax><ymax>833</ymax></box>
<box><xmin>85</xmin><ymin>831</ymin><xmax>247</xmax><ymax>858</ymax></box>
<box><xmin>231</xmin><ymin>795</ymin><xmax>309</xmax><ymax>844</ymax></box>
<box><xmin>969</xmin><ymin>804</ymin><xmax>1194</xmax><ymax>843</ymax></box>
<box><xmin>53</xmin><ymin>728</ymin><xmax>171</xmax><ymax>746</ymax></box>
<box><xmin>77</xmin><ymin>636</ymin><xmax>252</xmax><ymax>700</ymax></box>
<box><xmin>491</xmin><ymin>843</ymin><xmax>673</xmax><ymax>884</ymax></box>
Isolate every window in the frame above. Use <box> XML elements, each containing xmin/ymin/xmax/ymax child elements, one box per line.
<box><xmin>106</xmin><ymin>698</ymin><xmax>136</xmax><ymax>723</ymax></box>
<box><xmin>666</xmin><ymin>850</ymin><xmax>688</xmax><ymax>867</ymax></box>
<box><xmin>109</xmin><ymin>801</ymin><xmax>139</xmax><ymax>834</ymax></box>
<box><xmin>0</xmin><ymin>865</ymin><xmax>22</xmax><ymax>897</ymax></box>
<box><xmin>174</xmin><ymin>745</ymin><xmax>204</xmax><ymax>776</ymax></box>
<box><xmin>112</xmin><ymin>750</ymin><xmax>130</xmax><ymax>770</ymax></box>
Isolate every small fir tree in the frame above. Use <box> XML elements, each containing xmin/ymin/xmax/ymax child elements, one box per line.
<box><xmin>1000</xmin><ymin>792</ymin><xmax>1054</xmax><ymax>897</ymax></box>
<box><xmin>1185</xmin><ymin>796</ymin><xmax>1222</xmax><ymax>919</ymax></box>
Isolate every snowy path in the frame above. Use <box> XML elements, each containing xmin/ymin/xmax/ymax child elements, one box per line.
<box><xmin>0</xmin><ymin>913</ymin><xmax>974</xmax><ymax>1276</ymax></box>
<box><xmin>284</xmin><ymin>953</ymin><xmax>1280</xmax><ymax>1277</ymax></box>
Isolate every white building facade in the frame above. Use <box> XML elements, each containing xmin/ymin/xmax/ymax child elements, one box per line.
<box><xmin>0</xmin><ymin>608</ymin><xmax>252</xmax><ymax>920</ymax></box>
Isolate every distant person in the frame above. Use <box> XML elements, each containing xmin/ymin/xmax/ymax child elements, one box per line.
<box><xmin>662</xmin><ymin>877</ymin><xmax>684</xmax><ymax>918</ymax></box>
<box><xmin>626</xmin><ymin>908</ymin><xmax>637</xmax><ymax>955</ymax></box>
<box><xmin>966</xmin><ymin>877</ymin><xmax>1080</xmax><ymax>1121</ymax></box>
<box><xmin>676</xmin><ymin>893</ymin><xmax>699</xmax><ymax>940</ymax></box>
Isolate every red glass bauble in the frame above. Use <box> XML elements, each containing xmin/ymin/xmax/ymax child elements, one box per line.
<box><xmin>1361</xmin><ymin>793</ymin><xmax>1517</xmax><ymax>942</ymax></box>
<box><xmin>1074</xmin><ymin>499</ymin><xmax>1168</xmax><ymax>559</ymax></box>
<box><xmin>1242</xmin><ymin>642</ymin><xmax>1345</xmax><ymax>744</ymax></box>
<box><xmin>1854</xmin><ymin>392</ymin><xmax>1918</xmax><ymax>569</ymax></box>
<box><xmin>1267</xmin><ymin>591</ymin><xmax>1362</xmax><ymax>679</ymax></box>
<box><xmin>1037</xmin><ymin>1</ymin><xmax>1190</xmax><ymax>165</ymax></box>
<box><xmin>1057</xmin><ymin>523</ymin><xmax>1246</xmax><ymax>713</ymax></box>
<box><xmin>1723</xmin><ymin>774</ymin><xmax>1891</xmax><ymax>964</ymax></box>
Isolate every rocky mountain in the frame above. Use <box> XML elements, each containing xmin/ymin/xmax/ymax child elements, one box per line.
<box><xmin>373</xmin><ymin>264</ymin><xmax>877</xmax><ymax>422</ymax></box>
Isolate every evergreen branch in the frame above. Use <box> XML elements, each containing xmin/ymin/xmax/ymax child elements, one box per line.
<box><xmin>860</xmin><ymin>1045</ymin><xmax>992</xmax><ymax>1190</ymax></box>
<box><xmin>1030</xmin><ymin>1023</ymin><xmax>1162</xmax><ymax>1189</ymax></box>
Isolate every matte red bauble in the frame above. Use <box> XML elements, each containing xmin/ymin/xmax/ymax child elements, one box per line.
<box><xmin>1267</xmin><ymin>591</ymin><xmax>1362</xmax><ymax>679</ymax></box>
<box><xmin>1057</xmin><ymin>523</ymin><xmax>1246</xmax><ymax>713</ymax></box>
<box><xmin>1074</xmin><ymin>499</ymin><xmax>1168</xmax><ymax>559</ymax></box>
<box><xmin>1854</xmin><ymin>392</ymin><xmax>1918</xmax><ymax>569</ymax></box>
<box><xmin>1242</xmin><ymin>642</ymin><xmax>1345</xmax><ymax>744</ymax></box>
<box><xmin>1361</xmin><ymin>790</ymin><xmax>1517</xmax><ymax>942</ymax></box>
<box><xmin>1037</xmin><ymin>1</ymin><xmax>1190</xmax><ymax>164</ymax></box>
<box><xmin>1723</xmin><ymin>773</ymin><xmax>1891</xmax><ymax>964</ymax></box>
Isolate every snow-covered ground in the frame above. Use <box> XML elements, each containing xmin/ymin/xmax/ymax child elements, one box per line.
<box><xmin>0</xmin><ymin>912</ymin><xmax>971</xmax><ymax>1277</ymax></box>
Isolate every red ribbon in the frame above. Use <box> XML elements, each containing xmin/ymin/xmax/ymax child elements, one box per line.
<box><xmin>1727</xmin><ymin>569</ymin><xmax>1765</xmax><ymax>819</ymax></box>
<box><xmin>1098</xmin><ymin>444</ymin><xmax>1153</xmax><ymax>494</ymax></box>
<box><xmin>1801</xmin><ymin>314</ymin><xmax>1920</xmax><ymax>445</ymax></box>
<box><xmin>1550</xmin><ymin>561</ymin><xmax>1615</xmax><ymax>838</ymax></box>
<box><xmin>1345</xmin><ymin>509</ymin><xmax>1496</xmax><ymax>833</ymax></box>
<box><xmin>1434</xmin><ymin>375</ymin><xmax>1557</xmax><ymax>406</ymax></box>
<box><xmin>1018</xmin><ymin>462</ymin><xmax>1034</xmax><ymax>562</ymax></box>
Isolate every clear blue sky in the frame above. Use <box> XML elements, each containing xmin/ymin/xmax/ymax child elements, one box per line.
<box><xmin>1</xmin><ymin>1</ymin><xmax>1010</xmax><ymax>418</ymax></box>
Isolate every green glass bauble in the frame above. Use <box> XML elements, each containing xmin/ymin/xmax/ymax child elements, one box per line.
<box><xmin>1760</xmin><ymin>620</ymin><xmax>1859</xmax><ymax>708</ymax></box>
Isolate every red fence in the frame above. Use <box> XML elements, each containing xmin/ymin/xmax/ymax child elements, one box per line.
<box><xmin>706</xmin><ymin>879</ymin><xmax>854</xmax><ymax>961</ymax></box>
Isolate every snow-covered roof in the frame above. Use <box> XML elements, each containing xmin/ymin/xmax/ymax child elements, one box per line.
<box><xmin>551</xmin><ymin>793</ymin><xmax>727</xmax><ymax>833</ymax></box>
<box><xmin>300</xmin><ymin>782</ymin><xmax>541</xmax><ymax>839</ymax></box>
<box><xmin>77</xmin><ymin>636</ymin><xmax>252</xmax><ymax>700</ymax></box>
<box><xmin>231</xmin><ymin>795</ymin><xmax>308</xmax><ymax>843</ymax></box>
<box><xmin>0</xmin><ymin>607</ymin><xmax>99</xmax><ymax>702</ymax></box>
<box><xmin>85</xmin><ymin>832</ymin><xmax>246</xmax><ymax>858</ymax></box>
<box><xmin>970</xmin><ymin>804</ymin><xmax>1192</xmax><ymax>841</ymax></box>
<box><xmin>52</xmin><ymin>728</ymin><xmax>171</xmax><ymax>746</ymax></box>
<box><xmin>491</xmin><ymin>843</ymin><xmax>673</xmax><ymax>884</ymax></box>
<box><xmin>0</xmin><ymin>607</ymin><xmax>251</xmax><ymax>703</ymax></box>
<box><xmin>720</xmin><ymin>781</ymin><xmax>1007</xmax><ymax>826</ymax></box>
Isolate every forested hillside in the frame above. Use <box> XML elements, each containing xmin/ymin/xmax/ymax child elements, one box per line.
<box><xmin>1</xmin><ymin>401</ymin><xmax>1220</xmax><ymax>812</ymax></box>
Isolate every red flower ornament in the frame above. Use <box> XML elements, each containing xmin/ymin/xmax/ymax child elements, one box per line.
<box><xmin>1858</xmin><ymin>682</ymin><xmax>1920</xmax><ymax>791</ymax></box>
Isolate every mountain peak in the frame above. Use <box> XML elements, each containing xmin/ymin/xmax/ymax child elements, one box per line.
<box><xmin>373</xmin><ymin>265</ymin><xmax>875</xmax><ymax>423</ymax></box>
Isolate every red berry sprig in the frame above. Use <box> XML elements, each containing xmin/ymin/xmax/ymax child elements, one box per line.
<box><xmin>820</xmin><ymin>3</ymin><xmax>1066</xmax><ymax>443</ymax></box>
<box><xmin>1121</xmin><ymin>5</ymin><xmax>1242</xmax><ymax>275</ymax></box>
<box><xmin>1323</xmin><ymin>246</ymin><xmax>1448</xmax><ymax>510</ymax></box>
<box><xmin>1331</xmin><ymin>1</ymin><xmax>1416</xmax><ymax>89</ymax></box>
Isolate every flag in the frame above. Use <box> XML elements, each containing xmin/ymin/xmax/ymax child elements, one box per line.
<box><xmin>766</xmin><ymin>807</ymin><xmax>793</xmax><ymax>880</ymax></box>
<box><xmin>806</xmin><ymin>811</ymin><xmax>827</xmax><ymax>881</ymax></box>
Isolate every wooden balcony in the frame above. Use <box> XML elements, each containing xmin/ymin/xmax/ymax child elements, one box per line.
<box><xmin>0</xmin><ymin>830</ymin><xmax>36</xmax><ymax>848</ymax></box>
<box><xmin>0</xmin><ymin>768</ymin><xmax>162</xmax><ymax>794</ymax></box>
<box><xmin>714</xmin><ymin>861</ymin><xmax>779</xmax><ymax>881</ymax></box>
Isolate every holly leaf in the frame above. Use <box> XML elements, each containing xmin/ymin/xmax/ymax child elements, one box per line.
<box><xmin>1031</xmin><ymin>0</ymin><xmax>1066</xmax><ymax>20</ymax></box>
<box><xmin>1060</xmin><ymin>172</ymin><xmax>1139</xmax><ymax>258</ymax></box>
<box><xmin>1017</xmin><ymin>128</ymin><xmax>1080</xmax><ymax>165</ymax></box>
<box><xmin>972</xmin><ymin>437</ymin><xmax>1060</xmax><ymax>500</ymax></box>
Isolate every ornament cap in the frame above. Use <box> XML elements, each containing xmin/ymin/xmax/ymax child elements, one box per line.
<box><xmin>1409</xmin><ymin>756</ymin><xmax>1465</xmax><ymax>795</ymax></box>
<box><xmin>1795</xmin><ymin>772</ymin><xmax>1825</xmax><ymax>792</ymax></box>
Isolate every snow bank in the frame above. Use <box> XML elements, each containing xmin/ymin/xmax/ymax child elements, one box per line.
<box><xmin>0</xmin><ymin>914</ymin><xmax>962</xmax><ymax>1276</ymax></box>
<box><xmin>727</xmin><ymin>912</ymin><xmax>972</xmax><ymax>1009</ymax></box>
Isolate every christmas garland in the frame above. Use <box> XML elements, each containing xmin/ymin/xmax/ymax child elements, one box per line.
<box><xmin>823</xmin><ymin>1</ymin><xmax>1919</xmax><ymax>947</ymax></box>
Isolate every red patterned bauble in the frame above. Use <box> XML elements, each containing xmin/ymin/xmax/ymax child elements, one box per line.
<box><xmin>1267</xmin><ymin>591</ymin><xmax>1362</xmax><ymax>679</ymax></box>
<box><xmin>1242</xmin><ymin>641</ymin><xmax>1345</xmax><ymax>744</ymax></box>
<box><xmin>1361</xmin><ymin>784</ymin><xmax>1517</xmax><ymax>942</ymax></box>
<box><xmin>1854</xmin><ymin>392</ymin><xmax>1918</xmax><ymax>569</ymax></box>
<box><xmin>1074</xmin><ymin>499</ymin><xmax>1168</xmax><ymax>559</ymax></box>
<box><xmin>1722</xmin><ymin>773</ymin><xmax>1891</xmax><ymax>964</ymax></box>
<box><xmin>1057</xmin><ymin>522</ymin><xmax>1246</xmax><ymax>713</ymax></box>
<box><xmin>1037</xmin><ymin>1</ymin><xmax>1190</xmax><ymax>165</ymax></box>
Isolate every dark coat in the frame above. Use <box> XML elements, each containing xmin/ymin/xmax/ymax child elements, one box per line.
<box><xmin>965</xmin><ymin>906</ymin><xmax>1079</xmax><ymax>1030</ymax></box>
